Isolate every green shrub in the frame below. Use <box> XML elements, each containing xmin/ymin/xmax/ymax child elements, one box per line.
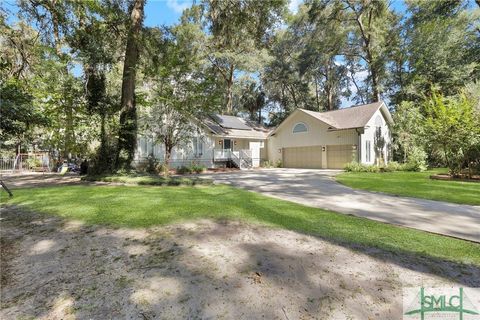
<box><xmin>381</xmin><ymin>161</ymin><xmax>402</xmax><ymax>172</ymax></box>
<box><xmin>191</xmin><ymin>164</ymin><xmax>206</xmax><ymax>174</ymax></box>
<box><xmin>344</xmin><ymin>161</ymin><xmax>381</xmax><ymax>172</ymax></box>
<box><xmin>176</xmin><ymin>166</ymin><xmax>193</xmax><ymax>174</ymax></box>
<box><xmin>345</xmin><ymin>160</ymin><xmax>427</xmax><ymax>173</ymax></box>
<box><xmin>26</xmin><ymin>157</ymin><xmax>42</xmax><ymax>168</ymax></box>
<box><xmin>155</xmin><ymin>163</ymin><xmax>169</xmax><ymax>176</ymax></box>
<box><xmin>344</xmin><ymin>162</ymin><xmax>369</xmax><ymax>172</ymax></box>
<box><xmin>274</xmin><ymin>159</ymin><xmax>283</xmax><ymax>168</ymax></box>
<box><xmin>403</xmin><ymin>148</ymin><xmax>427</xmax><ymax>172</ymax></box>
<box><xmin>262</xmin><ymin>160</ymin><xmax>273</xmax><ymax>168</ymax></box>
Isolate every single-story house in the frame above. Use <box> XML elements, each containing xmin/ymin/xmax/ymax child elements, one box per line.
<box><xmin>136</xmin><ymin>114</ymin><xmax>270</xmax><ymax>169</ymax></box>
<box><xmin>136</xmin><ymin>101</ymin><xmax>392</xmax><ymax>169</ymax></box>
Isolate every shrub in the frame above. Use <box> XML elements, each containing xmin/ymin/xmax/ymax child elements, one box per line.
<box><xmin>403</xmin><ymin>147</ymin><xmax>427</xmax><ymax>172</ymax></box>
<box><xmin>384</xmin><ymin>161</ymin><xmax>402</xmax><ymax>172</ymax></box>
<box><xmin>191</xmin><ymin>164</ymin><xmax>206</xmax><ymax>174</ymax></box>
<box><xmin>344</xmin><ymin>162</ymin><xmax>372</xmax><ymax>172</ymax></box>
<box><xmin>262</xmin><ymin>160</ymin><xmax>274</xmax><ymax>168</ymax></box>
<box><xmin>155</xmin><ymin>163</ymin><xmax>169</xmax><ymax>176</ymax></box>
<box><xmin>176</xmin><ymin>166</ymin><xmax>193</xmax><ymax>175</ymax></box>
<box><xmin>26</xmin><ymin>157</ymin><xmax>42</xmax><ymax>169</ymax></box>
<box><xmin>274</xmin><ymin>159</ymin><xmax>283</xmax><ymax>168</ymax></box>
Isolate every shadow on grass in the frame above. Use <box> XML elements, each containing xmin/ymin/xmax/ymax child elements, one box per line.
<box><xmin>1</xmin><ymin>205</ymin><xmax>479</xmax><ymax>319</ymax></box>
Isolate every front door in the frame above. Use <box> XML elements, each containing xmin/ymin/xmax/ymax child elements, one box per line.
<box><xmin>223</xmin><ymin>139</ymin><xmax>232</xmax><ymax>150</ymax></box>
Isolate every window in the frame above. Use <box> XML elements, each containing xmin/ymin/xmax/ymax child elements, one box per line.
<box><xmin>293</xmin><ymin>122</ymin><xmax>308</xmax><ymax>133</ymax></box>
<box><xmin>193</xmin><ymin>137</ymin><xmax>203</xmax><ymax>156</ymax></box>
<box><xmin>366</xmin><ymin>140</ymin><xmax>371</xmax><ymax>162</ymax></box>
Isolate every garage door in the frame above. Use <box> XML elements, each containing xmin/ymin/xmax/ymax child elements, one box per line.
<box><xmin>283</xmin><ymin>146</ymin><xmax>323</xmax><ymax>169</ymax></box>
<box><xmin>327</xmin><ymin>145</ymin><xmax>356</xmax><ymax>169</ymax></box>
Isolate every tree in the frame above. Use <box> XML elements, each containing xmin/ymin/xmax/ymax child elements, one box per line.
<box><xmin>401</xmin><ymin>0</ymin><xmax>479</xmax><ymax>100</ymax></box>
<box><xmin>116</xmin><ymin>0</ymin><xmax>145</xmax><ymax>170</ymax></box>
<box><xmin>234</xmin><ymin>75</ymin><xmax>265</xmax><ymax>122</ymax></box>
<box><xmin>200</xmin><ymin>0</ymin><xmax>287</xmax><ymax>114</ymax></box>
<box><xmin>0</xmin><ymin>79</ymin><xmax>48</xmax><ymax>154</ymax></box>
<box><xmin>423</xmin><ymin>92</ymin><xmax>480</xmax><ymax>176</ymax></box>
<box><xmin>140</xmin><ymin>21</ymin><xmax>218</xmax><ymax>167</ymax></box>
<box><xmin>299</xmin><ymin>0</ymin><xmax>351</xmax><ymax>110</ymax></box>
<box><xmin>342</xmin><ymin>0</ymin><xmax>396</xmax><ymax>103</ymax></box>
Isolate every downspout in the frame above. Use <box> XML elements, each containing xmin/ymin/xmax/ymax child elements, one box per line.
<box><xmin>355</xmin><ymin>128</ymin><xmax>362</xmax><ymax>163</ymax></box>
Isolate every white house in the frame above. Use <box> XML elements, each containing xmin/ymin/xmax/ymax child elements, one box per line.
<box><xmin>136</xmin><ymin>114</ymin><xmax>270</xmax><ymax>169</ymax></box>
<box><xmin>136</xmin><ymin>101</ymin><xmax>393</xmax><ymax>170</ymax></box>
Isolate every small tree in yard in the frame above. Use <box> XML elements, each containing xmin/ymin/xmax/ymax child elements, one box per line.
<box><xmin>423</xmin><ymin>92</ymin><xmax>480</xmax><ymax>177</ymax></box>
<box><xmin>392</xmin><ymin>101</ymin><xmax>428</xmax><ymax>171</ymax></box>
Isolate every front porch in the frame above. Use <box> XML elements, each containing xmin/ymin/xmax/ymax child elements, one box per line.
<box><xmin>213</xmin><ymin>149</ymin><xmax>253</xmax><ymax>169</ymax></box>
<box><xmin>212</xmin><ymin>137</ymin><xmax>265</xmax><ymax>169</ymax></box>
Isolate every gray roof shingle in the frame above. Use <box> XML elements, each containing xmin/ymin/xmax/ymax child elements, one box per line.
<box><xmin>202</xmin><ymin>114</ymin><xmax>270</xmax><ymax>139</ymax></box>
<box><xmin>300</xmin><ymin>101</ymin><xmax>388</xmax><ymax>129</ymax></box>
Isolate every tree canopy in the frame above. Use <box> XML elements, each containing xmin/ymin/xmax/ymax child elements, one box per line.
<box><xmin>1</xmin><ymin>0</ymin><xmax>478</xmax><ymax>173</ymax></box>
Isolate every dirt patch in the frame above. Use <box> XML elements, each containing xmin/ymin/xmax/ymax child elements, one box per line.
<box><xmin>1</xmin><ymin>206</ymin><xmax>479</xmax><ymax>320</ymax></box>
<box><xmin>1</xmin><ymin>173</ymin><xmax>83</xmax><ymax>189</ymax></box>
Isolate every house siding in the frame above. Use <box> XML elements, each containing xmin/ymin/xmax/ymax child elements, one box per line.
<box><xmin>359</xmin><ymin>109</ymin><xmax>391</xmax><ymax>165</ymax></box>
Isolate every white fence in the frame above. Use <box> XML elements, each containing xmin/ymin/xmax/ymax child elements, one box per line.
<box><xmin>0</xmin><ymin>154</ymin><xmax>52</xmax><ymax>173</ymax></box>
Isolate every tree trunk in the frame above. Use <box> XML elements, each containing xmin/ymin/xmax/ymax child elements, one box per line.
<box><xmin>314</xmin><ymin>76</ymin><xmax>320</xmax><ymax>111</ymax></box>
<box><xmin>225</xmin><ymin>65</ymin><xmax>234</xmax><ymax>114</ymax></box>
<box><xmin>116</xmin><ymin>0</ymin><xmax>145</xmax><ymax>170</ymax></box>
<box><xmin>369</xmin><ymin>65</ymin><xmax>380</xmax><ymax>102</ymax></box>
<box><xmin>50</xmin><ymin>2</ymin><xmax>74</xmax><ymax>160</ymax></box>
<box><xmin>164</xmin><ymin>144</ymin><xmax>173</xmax><ymax>168</ymax></box>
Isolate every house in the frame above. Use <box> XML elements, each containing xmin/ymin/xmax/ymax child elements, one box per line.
<box><xmin>136</xmin><ymin>114</ymin><xmax>270</xmax><ymax>169</ymax></box>
<box><xmin>267</xmin><ymin>101</ymin><xmax>393</xmax><ymax>169</ymax></box>
<box><xmin>136</xmin><ymin>101</ymin><xmax>392</xmax><ymax>170</ymax></box>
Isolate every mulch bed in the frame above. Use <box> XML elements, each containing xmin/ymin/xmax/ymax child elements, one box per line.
<box><xmin>430</xmin><ymin>173</ymin><xmax>480</xmax><ymax>182</ymax></box>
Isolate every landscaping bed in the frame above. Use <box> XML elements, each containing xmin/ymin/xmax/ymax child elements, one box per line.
<box><xmin>430</xmin><ymin>173</ymin><xmax>480</xmax><ymax>182</ymax></box>
<box><xmin>81</xmin><ymin>174</ymin><xmax>212</xmax><ymax>186</ymax></box>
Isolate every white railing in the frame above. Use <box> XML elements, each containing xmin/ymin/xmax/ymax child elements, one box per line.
<box><xmin>214</xmin><ymin>149</ymin><xmax>232</xmax><ymax>160</ymax></box>
<box><xmin>214</xmin><ymin>149</ymin><xmax>253</xmax><ymax>170</ymax></box>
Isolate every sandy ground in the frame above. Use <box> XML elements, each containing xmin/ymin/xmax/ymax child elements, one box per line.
<box><xmin>1</xmin><ymin>207</ymin><xmax>479</xmax><ymax>320</ymax></box>
<box><xmin>1</xmin><ymin>174</ymin><xmax>479</xmax><ymax>319</ymax></box>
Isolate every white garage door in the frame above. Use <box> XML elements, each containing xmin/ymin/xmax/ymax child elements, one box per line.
<box><xmin>283</xmin><ymin>146</ymin><xmax>323</xmax><ymax>169</ymax></box>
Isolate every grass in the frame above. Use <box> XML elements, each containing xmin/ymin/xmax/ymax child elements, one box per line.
<box><xmin>336</xmin><ymin>168</ymin><xmax>480</xmax><ymax>206</ymax></box>
<box><xmin>2</xmin><ymin>184</ymin><xmax>479</xmax><ymax>266</ymax></box>
<box><xmin>81</xmin><ymin>173</ymin><xmax>212</xmax><ymax>186</ymax></box>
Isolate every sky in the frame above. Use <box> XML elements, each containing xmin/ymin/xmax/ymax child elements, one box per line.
<box><xmin>4</xmin><ymin>0</ymin><xmax>408</xmax><ymax>108</ymax></box>
<box><xmin>143</xmin><ymin>0</ymin><xmax>407</xmax><ymax>28</ymax></box>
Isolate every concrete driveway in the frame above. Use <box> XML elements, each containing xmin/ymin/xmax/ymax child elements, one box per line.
<box><xmin>203</xmin><ymin>168</ymin><xmax>480</xmax><ymax>242</ymax></box>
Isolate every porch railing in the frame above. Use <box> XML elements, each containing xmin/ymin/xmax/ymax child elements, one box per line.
<box><xmin>213</xmin><ymin>149</ymin><xmax>252</xmax><ymax>170</ymax></box>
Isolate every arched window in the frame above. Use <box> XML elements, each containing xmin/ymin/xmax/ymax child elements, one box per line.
<box><xmin>292</xmin><ymin>122</ymin><xmax>308</xmax><ymax>133</ymax></box>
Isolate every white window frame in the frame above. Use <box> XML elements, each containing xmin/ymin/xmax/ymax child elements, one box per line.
<box><xmin>292</xmin><ymin>122</ymin><xmax>308</xmax><ymax>134</ymax></box>
<box><xmin>193</xmin><ymin>137</ymin><xmax>203</xmax><ymax>157</ymax></box>
<box><xmin>366</xmin><ymin>140</ymin><xmax>371</xmax><ymax>162</ymax></box>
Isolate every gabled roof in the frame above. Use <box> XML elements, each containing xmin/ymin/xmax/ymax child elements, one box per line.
<box><xmin>202</xmin><ymin>114</ymin><xmax>270</xmax><ymax>139</ymax></box>
<box><xmin>300</xmin><ymin>101</ymin><xmax>392</xmax><ymax>130</ymax></box>
<box><xmin>270</xmin><ymin>101</ymin><xmax>392</xmax><ymax>136</ymax></box>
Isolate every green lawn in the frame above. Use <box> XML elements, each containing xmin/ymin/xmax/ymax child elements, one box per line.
<box><xmin>336</xmin><ymin>169</ymin><xmax>480</xmax><ymax>206</ymax></box>
<box><xmin>2</xmin><ymin>184</ymin><xmax>479</xmax><ymax>266</ymax></box>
